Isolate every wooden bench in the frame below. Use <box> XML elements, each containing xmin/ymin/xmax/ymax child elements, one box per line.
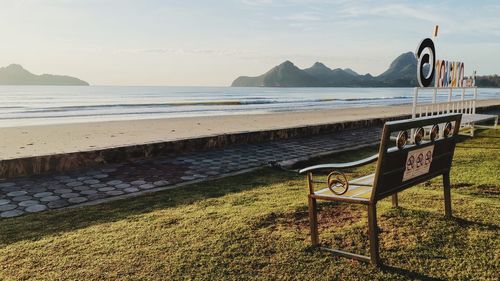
<box><xmin>299</xmin><ymin>114</ymin><xmax>462</xmax><ymax>266</ymax></box>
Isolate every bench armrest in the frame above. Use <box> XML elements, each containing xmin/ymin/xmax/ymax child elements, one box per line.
<box><xmin>298</xmin><ymin>154</ymin><xmax>378</xmax><ymax>174</ymax></box>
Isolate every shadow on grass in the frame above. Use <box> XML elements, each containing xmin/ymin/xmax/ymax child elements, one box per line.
<box><xmin>375</xmin><ymin>205</ymin><xmax>499</xmax><ymax>280</ymax></box>
<box><xmin>380</xmin><ymin>265</ymin><xmax>446</xmax><ymax>281</ymax></box>
<box><xmin>456</xmin><ymin>145</ymin><xmax>500</xmax><ymax>149</ymax></box>
<box><xmin>453</xmin><ymin>217</ymin><xmax>500</xmax><ymax>231</ymax></box>
<box><xmin>451</xmin><ymin>182</ymin><xmax>473</xmax><ymax>188</ymax></box>
<box><xmin>0</xmin><ymin>167</ymin><xmax>296</xmax><ymax>247</ymax></box>
<box><xmin>251</xmin><ymin>201</ymin><xmax>365</xmax><ymax>233</ymax></box>
<box><xmin>473</xmin><ymin>184</ymin><xmax>500</xmax><ymax>195</ymax></box>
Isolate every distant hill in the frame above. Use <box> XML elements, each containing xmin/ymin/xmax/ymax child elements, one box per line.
<box><xmin>302</xmin><ymin>62</ymin><xmax>360</xmax><ymax>87</ymax></box>
<box><xmin>476</xmin><ymin>75</ymin><xmax>500</xmax><ymax>87</ymax></box>
<box><xmin>343</xmin><ymin>68</ymin><xmax>359</xmax><ymax>76</ymax></box>
<box><xmin>231</xmin><ymin>52</ymin><xmax>500</xmax><ymax>88</ymax></box>
<box><xmin>231</xmin><ymin>53</ymin><xmax>417</xmax><ymax>87</ymax></box>
<box><xmin>231</xmin><ymin>60</ymin><xmax>318</xmax><ymax>87</ymax></box>
<box><xmin>0</xmin><ymin>64</ymin><xmax>89</xmax><ymax>86</ymax></box>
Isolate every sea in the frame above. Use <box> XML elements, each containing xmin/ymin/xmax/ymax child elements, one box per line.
<box><xmin>0</xmin><ymin>86</ymin><xmax>498</xmax><ymax>127</ymax></box>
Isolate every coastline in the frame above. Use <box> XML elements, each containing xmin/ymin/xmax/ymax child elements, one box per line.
<box><xmin>1</xmin><ymin>99</ymin><xmax>499</xmax><ymax>159</ymax></box>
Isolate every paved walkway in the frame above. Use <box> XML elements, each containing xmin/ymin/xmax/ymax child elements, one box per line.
<box><xmin>0</xmin><ymin>126</ymin><xmax>381</xmax><ymax>218</ymax></box>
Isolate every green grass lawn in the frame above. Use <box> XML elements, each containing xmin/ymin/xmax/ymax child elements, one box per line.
<box><xmin>1</xmin><ymin>129</ymin><xmax>499</xmax><ymax>281</ymax></box>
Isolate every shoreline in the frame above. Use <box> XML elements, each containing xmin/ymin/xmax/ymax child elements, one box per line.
<box><xmin>1</xmin><ymin>99</ymin><xmax>499</xmax><ymax>160</ymax></box>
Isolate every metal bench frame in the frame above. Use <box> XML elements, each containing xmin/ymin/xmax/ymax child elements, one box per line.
<box><xmin>299</xmin><ymin>114</ymin><xmax>462</xmax><ymax>266</ymax></box>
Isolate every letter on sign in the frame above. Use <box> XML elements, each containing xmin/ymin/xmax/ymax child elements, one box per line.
<box><xmin>403</xmin><ymin>145</ymin><xmax>434</xmax><ymax>181</ymax></box>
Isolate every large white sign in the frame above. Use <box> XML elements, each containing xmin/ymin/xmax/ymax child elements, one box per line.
<box><xmin>416</xmin><ymin>36</ymin><xmax>475</xmax><ymax>88</ymax></box>
<box><xmin>403</xmin><ymin>145</ymin><xmax>434</xmax><ymax>181</ymax></box>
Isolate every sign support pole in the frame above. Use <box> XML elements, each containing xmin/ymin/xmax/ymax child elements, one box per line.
<box><xmin>412</xmin><ymin>87</ymin><xmax>418</xmax><ymax>119</ymax></box>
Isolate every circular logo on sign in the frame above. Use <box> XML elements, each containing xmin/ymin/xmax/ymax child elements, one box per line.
<box><xmin>416</xmin><ymin>38</ymin><xmax>436</xmax><ymax>87</ymax></box>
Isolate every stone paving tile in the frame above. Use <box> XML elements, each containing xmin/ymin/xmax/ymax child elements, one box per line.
<box><xmin>0</xmin><ymin>204</ymin><xmax>17</xmax><ymax>211</ymax></box>
<box><xmin>0</xmin><ymin>126</ymin><xmax>381</xmax><ymax>218</ymax></box>
<box><xmin>25</xmin><ymin>204</ymin><xmax>47</xmax><ymax>213</ymax></box>
<box><xmin>1</xmin><ymin>209</ymin><xmax>24</xmax><ymax>218</ymax></box>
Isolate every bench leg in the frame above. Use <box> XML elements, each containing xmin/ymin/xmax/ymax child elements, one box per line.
<box><xmin>308</xmin><ymin>196</ymin><xmax>320</xmax><ymax>246</ymax></box>
<box><xmin>470</xmin><ymin>123</ymin><xmax>475</xmax><ymax>137</ymax></box>
<box><xmin>443</xmin><ymin>173</ymin><xmax>452</xmax><ymax>219</ymax></box>
<box><xmin>391</xmin><ymin>193</ymin><xmax>398</xmax><ymax>208</ymax></box>
<box><xmin>368</xmin><ymin>203</ymin><xmax>381</xmax><ymax>266</ymax></box>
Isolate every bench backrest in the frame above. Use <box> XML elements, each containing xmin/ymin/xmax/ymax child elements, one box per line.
<box><xmin>371</xmin><ymin>114</ymin><xmax>462</xmax><ymax>202</ymax></box>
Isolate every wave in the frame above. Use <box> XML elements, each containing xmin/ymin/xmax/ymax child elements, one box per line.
<box><xmin>5</xmin><ymin>96</ymin><xmax>415</xmax><ymax>113</ymax></box>
<box><xmin>0</xmin><ymin>110</ymin><xmax>180</xmax><ymax>120</ymax></box>
<box><xmin>318</xmin><ymin>96</ymin><xmax>412</xmax><ymax>102</ymax></box>
<box><xmin>0</xmin><ymin>106</ymin><xmax>26</xmax><ymax>109</ymax></box>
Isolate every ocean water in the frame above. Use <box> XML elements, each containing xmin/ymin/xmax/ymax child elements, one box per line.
<box><xmin>0</xmin><ymin>86</ymin><xmax>498</xmax><ymax>127</ymax></box>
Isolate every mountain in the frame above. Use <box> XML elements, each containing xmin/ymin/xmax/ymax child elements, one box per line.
<box><xmin>0</xmin><ymin>64</ymin><xmax>89</xmax><ymax>86</ymax></box>
<box><xmin>302</xmin><ymin>62</ymin><xmax>360</xmax><ymax>87</ymax></box>
<box><xmin>231</xmin><ymin>60</ymin><xmax>318</xmax><ymax>87</ymax></box>
<box><xmin>231</xmin><ymin>52</ymin><xmax>420</xmax><ymax>87</ymax></box>
<box><xmin>343</xmin><ymin>68</ymin><xmax>359</xmax><ymax>76</ymax></box>
<box><xmin>302</xmin><ymin>62</ymin><xmax>332</xmax><ymax>80</ymax></box>
<box><xmin>376</xmin><ymin>52</ymin><xmax>417</xmax><ymax>86</ymax></box>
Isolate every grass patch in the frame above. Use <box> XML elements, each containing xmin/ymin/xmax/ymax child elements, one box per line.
<box><xmin>0</xmin><ymin>129</ymin><xmax>499</xmax><ymax>280</ymax></box>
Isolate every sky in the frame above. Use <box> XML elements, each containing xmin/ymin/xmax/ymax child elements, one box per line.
<box><xmin>1</xmin><ymin>0</ymin><xmax>499</xmax><ymax>86</ymax></box>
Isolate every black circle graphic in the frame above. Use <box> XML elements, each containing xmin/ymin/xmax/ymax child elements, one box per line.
<box><xmin>425</xmin><ymin>151</ymin><xmax>432</xmax><ymax>165</ymax></box>
<box><xmin>407</xmin><ymin>155</ymin><xmax>415</xmax><ymax>171</ymax></box>
<box><xmin>416</xmin><ymin>38</ymin><xmax>436</xmax><ymax>87</ymax></box>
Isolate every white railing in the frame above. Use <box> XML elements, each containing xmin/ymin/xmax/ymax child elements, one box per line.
<box><xmin>411</xmin><ymin>87</ymin><xmax>477</xmax><ymax>119</ymax></box>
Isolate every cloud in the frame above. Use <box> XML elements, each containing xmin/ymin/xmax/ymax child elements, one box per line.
<box><xmin>141</xmin><ymin>48</ymin><xmax>255</xmax><ymax>56</ymax></box>
<box><xmin>273</xmin><ymin>11</ymin><xmax>323</xmax><ymax>22</ymax></box>
<box><xmin>333</xmin><ymin>1</ymin><xmax>440</xmax><ymax>22</ymax></box>
<box><xmin>241</xmin><ymin>0</ymin><xmax>273</xmax><ymax>6</ymax></box>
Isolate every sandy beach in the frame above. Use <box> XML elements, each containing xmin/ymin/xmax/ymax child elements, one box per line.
<box><xmin>1</xmin><ymin>99</ymin><xmax>499</xmax><ymax>159</ymax></box>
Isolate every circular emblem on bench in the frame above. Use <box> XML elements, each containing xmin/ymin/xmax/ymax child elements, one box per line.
<box><xmin>396</xmin><ymin>130</ymin><xmax>409</xmax><ymax>150</ymax></box>
<box><xmin>430</xmin><ymin>124</ymin><xmax>440</xmax><ymax>141</ymax></box>
<box><xmin>443</xmin><ymin>122</ymin><xmax>453</xmax><ymax>137</ymax></box>
<box><xmin>327</xmin><ymin>171</ymin><xmax>349</xmax><ymax>195</ymax></box>
<box><xmin>414</xmin><ymin>127</ymin><xmax>424</xmax><ymax>145</ymax></box>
